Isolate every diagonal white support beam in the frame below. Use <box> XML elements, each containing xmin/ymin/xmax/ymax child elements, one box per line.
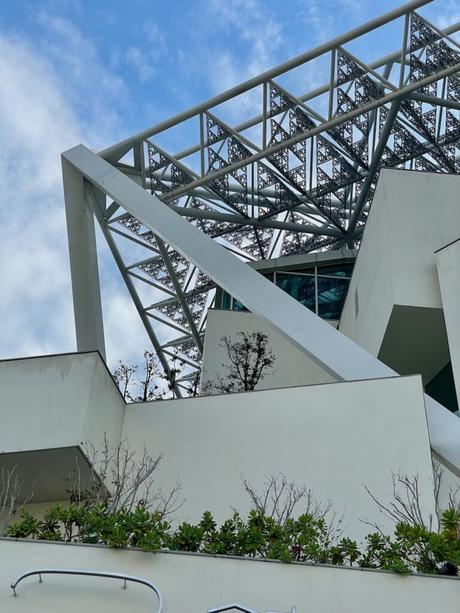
<box><xmin>62</xmin><ymin>144</ymin><xmax>460</xmax><ymax>475</ymax></box>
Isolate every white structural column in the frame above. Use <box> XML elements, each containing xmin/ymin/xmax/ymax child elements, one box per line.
<box><xmin>436</xmin><ymin>239</ymin><xmax>460</xmax><ymax>410</ymax></box>
<box><xmin>62</xmin><ymin>144</ymin><xmax>460</xmax><ymax>475</ymax></box>
<box><xmin>62</xmin><ymin>157</ymin><xmax>106</xmax><ymax>360</ymax></box>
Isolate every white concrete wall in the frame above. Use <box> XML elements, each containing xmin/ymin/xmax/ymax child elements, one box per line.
<box><xmin>0</xmin><ymin>353</ymin><xmax>125</xmax><ymax>453</ymax></box>
<box><xmin>0</xmin><ymin>539</ymin><xmax>458</xmax><ymax>613</ymax></box>
<box><xmin>123</xmin><ymin>374</ymin><xmax>435</xmax><ymax>540</ymax></box>
<box><xmin>201</xmin><ymin>309</ymin><xmax>336</xmax><ymax>391</ymax></box>
<box><xmin>436</xmin><ymin>239</ymin><xmax>460</xmax><ymax>410</ymax></box>
<box><xmin>340</xmin><ymin>170</ymin><xmax>460</xmax><ymax>361</ymax></box>
<box><xmin>1</xmin><ymin>353</ymin><xmax>438</xmax><ymax>541</ymax></box>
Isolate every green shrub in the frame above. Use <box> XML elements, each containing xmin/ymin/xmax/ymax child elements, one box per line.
<box><xmin>4</xmin><ymin>504</ymin><xmax>459</xmax><ymax>575</ymax></box>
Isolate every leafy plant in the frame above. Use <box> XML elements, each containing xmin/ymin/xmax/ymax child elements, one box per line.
<box><xmin>5</xmin><ymin>505</ymin><xmax>458</xmax><ymax>576</ymax></box>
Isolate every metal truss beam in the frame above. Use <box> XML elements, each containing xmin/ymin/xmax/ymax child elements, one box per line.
<box><xmin>63</xmin><ymin>144</ymin><xmax>460</xmax><ymax>475</ymax></box>
<box><xmin>347</xmin><ymin>100</ymin><xmax>401</xmax><ymax>234</ymax></box>
<box><xmin>100</xmin><ymin>0</ymin><xmax>432</xmax><ymax>163</ymax></box>
<box><xmin>161</xmin><ymin>62</ymin><xmax>460</xmax><ymax>202</ymax></box>
<box><xmin>144</xmin><ymin>178</ymin><xmax>344</xmax><ymax>227</ymax></box>
<box><xmin>155</xmin><ymin>237</ymin><xmax>204</xmax><ymax>355</ymax></box>
<box><xmin>408</xmin><ymin>92</ymin><xmax>460</xmax><ymax>111</ymax></box>
<box><xmin>171</xmin><ymin>20</ymin><xmax>460</xmax><ymax>165</ymax></box>
<box><xmin>167</xmin><ymin>206</ymin><xmax>345</xmax><ymax>237</ymax></box>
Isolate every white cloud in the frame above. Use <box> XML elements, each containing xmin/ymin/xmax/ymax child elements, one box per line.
<box><xmin>126</xmin><ymin>46</ymin><xmax>156</xmax><ymax>82</ymax></box>
<box><xmin>207</xmin><ymin>0</ymin><xmax>284</xmax><ymax>86</ymax></box>
<box><xmin>0</xmin><ymin>34</ymin><xmax>80</xmax><ymax>359</ymax></box>
<box><xmin>210</xmin><ymin>0</ymin><xmax>283</xmax><ymax>77</ymax></box>
<box><xmin>0</xmin><ymin>22</ymin><xmax>129</xmax><ymax>364</ymax></box>
<box><xmin>124</xmin><ymin>21</ymin><xmax>167</xmax><ymax>83</ymax></box>
<box><xmin>296</xmin><ymin>0</ymin><xmax>362</xmax><ymax>49</ymax></box>
<box><xmin>426</xmin><ymin>0</ymin><xmax>460</xmax><ymax>42</ymax></box>
<box><xmin>143</xmin><ymin>21</ymin><xmax>167</xmax><ymax>50</ymax></box>
<box><xmin>35</xmin><ymin>12</ymin><xmax>126</xmax><ymax>146</ymax></box>
<box><xmin>102</xmin><ymin>288</ymin><xmax>152</xmax><ymax>367</ymax></box>
<box><xmin>199</xmin><ymin>0</ymin><xmax>285</xmax><ymax>123</ymax></box>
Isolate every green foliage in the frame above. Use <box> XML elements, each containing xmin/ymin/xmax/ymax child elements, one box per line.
<box><xmin>4</xmin><ymin>505</ymin><xmax>458</xmax><ymax>576</ymax></box>
<box><xmin>6</xmin><ymin>510</ymin><xmax>41</xmax><ymax>539</ymax></box>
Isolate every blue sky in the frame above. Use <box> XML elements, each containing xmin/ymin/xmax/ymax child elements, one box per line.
<box><xmin>0</xmin><ymin>0</ymin><xmax>458</xmax><ymax>368</ymax></box>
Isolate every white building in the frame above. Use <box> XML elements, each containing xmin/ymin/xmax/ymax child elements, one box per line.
<box><xmin>1</xmin><ymin>166</ymin><xmax>459</xmax><ymax>612</ymax></box>
<box><xmin>1</xmin><ymin>2</ymin><xmax>459</xmax><ymax>611</ymax></box>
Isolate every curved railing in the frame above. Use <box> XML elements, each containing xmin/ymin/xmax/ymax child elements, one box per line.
<box><xmin>11</xmin><ymin>568</ymin><xmax>163</xmax><ymax>612</ymax></box>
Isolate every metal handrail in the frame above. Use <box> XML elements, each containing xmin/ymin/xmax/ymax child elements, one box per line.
<box><xmin>11</xmin><ymin>568</ymin><xmax>163</xmax><ymax>612</ymax></box>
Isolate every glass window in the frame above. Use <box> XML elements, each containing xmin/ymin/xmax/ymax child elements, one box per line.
<box><xmin>232</xmin><ymin>298</ymin><xmax>248</xmax><ymax>312</ymax></box>
<box><xmin>317</xmin><ymin>276</ymin><xmax>350</xmax><ymax>320</ymax></box>
<box><xmin>220</xmin><ymin>290</ymin><xmax>232</xmax><ymax>310</ymax></box>
<box><xmin>214</xmin><ymin>287</ymin><xmax>223</xmax><ymax>309</ymax></box>
<box><xmin>318</xmin><ymin>263</ymin><xmax>353</xmax><ymax>278</ymax></box>
<box><xmin>276</xmin><ymin>273</ymin><xmax>316</xmax><ymax>312</ymax></box>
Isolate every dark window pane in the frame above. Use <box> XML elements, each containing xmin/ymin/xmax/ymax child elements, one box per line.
<box><xmin>276</xmin><ymin>273</ymin><xmax>316</xmax><ymax>312</ymax></box>
<box><xmin>318</xmin><ymin>263</ymin><xmax>354</xmax><ymax>278</ymax></box>
<box><xmin>221</xmin><ymin>291</ymin><xmax>232</xmax><ymax>310</ymax></box>
<box><xmin>426</xmin><ymin>362</ymin><xmax>459</xmax><ymax>414</ymax></box>
<box><xmin>262</xmin><ymin>271</ymin><xmax>274</xmax><ymax>281</ymax></box>
<box><xmin>232</xmin><ymin>298</ymin><xmax>248</xmax><ymax>312</ymax></box>
<box><xmin>317</xmin><ymin>276</ymin><xmax>350</xmax><ymax>320</ymax></box>
<box><xmin>215</xmin><ymin>287</ymin><xmax>223</xmax><ymax>309</ymax></box>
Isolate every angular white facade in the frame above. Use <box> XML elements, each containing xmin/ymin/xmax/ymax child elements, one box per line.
<box><xmin>340</xmin><ymin>169</ymin><xmax>460</xmax><ymax>387</ymax></box>
<box><xmin>1</xmin><ymin>163</ymin><xmax>460</xmax><ymax>609</ymax></box>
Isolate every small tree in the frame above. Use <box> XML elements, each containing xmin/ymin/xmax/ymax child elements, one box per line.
<box><xmin>205</xmin><ymin>331</ymin><xmax>276</xmax><ymax>394</ymax></box>
<box><xmin>113</xmin><ymin>350</ymin><xmax>160</xmax><ymax>402</ymax></box>
<box><xmin>159</xmin><ymin>351</ymin><xmax>184</xmax><ymax>399</ymax></box>
<box><xmin>185</xmin><ymin>372</ymin><xmax>200</xmax><ymax>397</ymax></box>
<box><xmin>113</xmin><ymin>350</ymin><xmax>185</xmax><ymax>402</ymax></box>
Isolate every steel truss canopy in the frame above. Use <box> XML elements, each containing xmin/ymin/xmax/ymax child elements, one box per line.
<box><xmin>63</xmin><ymin>0</ymin><xmax>460</xmax><ymax>397</ymax></box>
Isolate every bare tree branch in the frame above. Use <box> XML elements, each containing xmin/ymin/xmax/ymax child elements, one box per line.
<box><xmin>66</xmin><ymin>435</ymin><xmax>183</xmax><ymax>517</ymax></box>
<box><xmin>113</xmin><ymin>350</ymin><xmax>188</xmax><ymax>401</ymax></box>
<box><xmin>0</xmin><ymin>465</ymin><xmax>34</xmax><ymax>534</ymax></box>
<box><xmin>241</xmin><ymin>474</ymin><xmax>338</xmax><ymax>529</ymax></box>
<box><xmin>364</xmin><ymin>471</ymin><xmax>434</xmax><ymax>532</ymax></box>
